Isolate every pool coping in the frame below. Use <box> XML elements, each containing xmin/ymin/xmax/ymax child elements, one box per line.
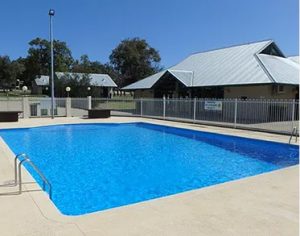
<box><xmin>0</xmin><ymin>117</ymin><xmax>298</xmax><ymax>235</ymax></box>
<box><xmin>0</xmin><ymin>116</ymin><xmax>297</xmax><ymax>145</ymax></box>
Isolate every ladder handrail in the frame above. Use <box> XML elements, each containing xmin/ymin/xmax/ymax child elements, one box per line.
<box><xmin>14</xmin><ymin>153</ymin><xmax>52</xmax><ymax>199</ymax></box>
<box><xmin>289</xmin><ymin>127</ymin><xmax>298</xmax><ymax>144</ymax></box>
<box><xmin>14</xmin><ymin>153</ymin><xmax>28</xmax><ymax>186</ymax></box>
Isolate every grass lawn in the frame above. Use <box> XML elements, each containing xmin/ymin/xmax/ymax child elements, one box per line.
<box><xmin>93</xmin><ymin>99</ymin><xmax>136</xmax><ymax>110</ymax></box>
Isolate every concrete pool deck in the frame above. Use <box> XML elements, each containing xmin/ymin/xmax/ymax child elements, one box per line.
<box><xmin>0</xmin><ymin>117</ymin><xmax>298</xmax><ymax>236</ymax></box>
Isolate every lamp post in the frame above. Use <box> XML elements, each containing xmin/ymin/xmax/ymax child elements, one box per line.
<box><xmin>49</xmin><ymin>9</ymin><xmax>55</xmax><ymax>119</ymax></box>
<box><xmin>66</xmin><ymin>87</ymin><xmax>71</xmax><ymax>97</ymax></box>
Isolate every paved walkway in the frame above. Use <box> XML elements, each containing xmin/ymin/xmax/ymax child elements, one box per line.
<box><xmin>0</xmin><ymin>117</ymin><xmax>298</xmax><ymax>236</ymax></box>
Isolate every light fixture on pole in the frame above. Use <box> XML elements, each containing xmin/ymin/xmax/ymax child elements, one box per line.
<box><xmin>49</xmin><ymin>9</ymin><xmax>55</xmax><ymax>119</ymax></box>
<box><xmin>66</xmin><ymin>86</ymin><xmax>71</xmax><ymax>97</ymax></box>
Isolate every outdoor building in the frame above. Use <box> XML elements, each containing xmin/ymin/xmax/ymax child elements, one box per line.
<box><xmin>123</xmin><ymin>40</ymin><xmax>299</xmax><ymax>100</ymax></box>
<box><xmin>32</xmin><ymin>72</ymin><xmax>118</xmax><ymax>97</ymax></box>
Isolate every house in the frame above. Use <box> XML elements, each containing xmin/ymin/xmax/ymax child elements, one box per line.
<box><xmin>32</xmin><ymin>72</ymin><xmax>118</xmax><ymax>97</ymax></box>
<box><xmin>123</xmin><ymin>40</ymin><xmax>299</xmax><ymax>100</ymax></box>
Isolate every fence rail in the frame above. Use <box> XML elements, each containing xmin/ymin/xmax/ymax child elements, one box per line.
<box><xmin>0</xmin><ymin>97</ymin><xmax>298</xmax><ymax>135</ymax></box>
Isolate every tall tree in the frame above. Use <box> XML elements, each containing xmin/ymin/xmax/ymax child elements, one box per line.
<box><xmin>72</xmin><ymin>54</ymin><xmax>101</xmax><ymax>73</ymax></box>
<box><xmin>55</xmin><ymin>73</ymin><xmax>91</xmax><ymax>97</ymax></box>
<box><xmin>0</xmin><ymin>56</ymin><xmax>25</xmax><ymax>89</ymax></box>
<box><xmin>109</xmin><ymin>38</ymin><xmax>161</xmax><ymax>87</ymax></box>
<box><xmin>23</xmin><ymin>37</ymin><xmax>73</xmax><ymax>85</ymax></box>
<box><xmin>72</xmin><ymin>54</ymin><xmax>119</xmax><ymax>84</ymax></box>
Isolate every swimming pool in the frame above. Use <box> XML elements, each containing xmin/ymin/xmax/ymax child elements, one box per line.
<box><xmin>0</xmin><ymin>123</ymin><xmax>298</xmax><ymax>215</ymax></box>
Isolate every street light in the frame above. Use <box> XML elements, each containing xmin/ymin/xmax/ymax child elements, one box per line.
<box><xmin>49</xmin><ymin>9</ymin><xmax>55</xmax><ymax>119</ymax></box>
<box><xmin>66</xmin><ymin>86</ymin><xmax>71</xmax><ymax>97</ymax></box>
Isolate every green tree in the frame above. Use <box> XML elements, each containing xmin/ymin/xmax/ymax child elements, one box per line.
<box><xmin>54</xmin><ymin>73</ymin><xmax>91</xmax><ymax>97</ymax></box>
<box><xmin>23</xmin><ymin>37</ymin><xmax>74</xmax><ymax>85</ymax></box>
<box><xmin>0</xmin><ymin>56</ymin><xmax>25</xmax><ymax>89</ymax></box>
<box><xmin>72</xmin><ymin>55</ymin><xmax>98</xmax><ymax>73</ymax></box>
<box><xmin>109</xmin><ymin>38</ymin><xmax>161</xmax><ymax>87</ymax></box>
<box><xmin>72</xmin><ymin>54</ymin><xmax>119</xmax><ymax>85</ymax></box>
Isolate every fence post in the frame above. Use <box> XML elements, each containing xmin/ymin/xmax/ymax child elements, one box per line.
<box><xmin>163</xmin><ymin>96</ymin><xmax>166</xmax><ymax>119</ymax></box>
<box><xmin>140</xmin><ymin>98</ymin><xmax>143</xmax><ymax>117</ymax></box>
<box><xmin>291</xmin><ymin>99</ymin><xmax>295</xmax><ymax>130</ymax></box>
<box><xmin>36</xmin><ymin>103</ymin><xmax>41</xmax><ymax>117</ymax></box>
<box><xmin>87</xmin><ymin>96</ymin><xmax>92</xmax><ymax>110</ymax></box>
<box><xmin>22</xmin><ymin>97</ymin><xmax>29</xmax><ymax>119</ymax></box>
<box><xmin>66</xmin><ymin>97</ymin><xmax>71</xmax><ymax>117</ymax></box>
<box><xmin>193</xmin><ymin>97</ymin><xmax>197</xmax><ymax>122</ymax></box>
<box><xmin>234</xmin><ymin>98</ymin><xmax>238</xmax><ymax>128</ymax></box>
<box><xmin>6</xmin><ymin>97</ymin><xmax>9</xmax><ymax>111</ymax></box>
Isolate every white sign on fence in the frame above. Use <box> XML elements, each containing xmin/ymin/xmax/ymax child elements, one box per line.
<box><xmin>204</xmin><ymin>101</ymin><xmax>222</xmax><ymax>111</ymax></box>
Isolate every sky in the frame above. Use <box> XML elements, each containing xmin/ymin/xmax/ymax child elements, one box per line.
<box><xmin>0</xmin><ymin>0</ymin><xmax>298</xmax><ymax>68</ymax></box>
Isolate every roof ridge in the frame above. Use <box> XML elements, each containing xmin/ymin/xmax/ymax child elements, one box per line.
<box><xmin>188</xmin><ymin>39</ymin><xmax>273</xmax><ymax>57</ymax></box>
<box><xmin>254</xmin><ymin>54</ymin><xmax>276</xmax><ymax>83</ymax></box>
<box><xmin>168</xmin><ymin>69</ymin><xmax>193</xmax><ymax>73</ymax></box>
<box><xmin>56</xmin><ymin>71</ymin><xmax>109</xmax><ymax>76</ymax></box>
<box><xmin>168</xmin><ymin>39</ymin><xmax>273</xmax><ymax>70</ymax></box>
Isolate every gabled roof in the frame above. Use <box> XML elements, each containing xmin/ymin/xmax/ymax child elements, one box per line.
<box><xmin>56</xmin><ymin>72</ymin><xmax>117</xmax><ymax>87</ymax></box>
<box><xmin>168</xmin><ymin>70</ymin><xmax>194</xmax><ymax>86</ymax></box>
<box><xmin>35</xmin><ymin>72</ymin><xmax>117</xmax><ymax>88</ymax></box>
<box><xmin>123</xmin><ymin>40</ymin><xmax>299</xmax><ymax>90</ymax></box>
<box><xmin>257</xmin><ymin>54</ymin><xmax>299</xmax><ymax>85</ymax></box>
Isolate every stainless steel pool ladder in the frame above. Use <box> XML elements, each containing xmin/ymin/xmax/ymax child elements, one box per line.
<box><xmin>14</xmin><ymin>153</ymin><xmax>52</xmax><ymax>199</ymax></box>
<box><xmin>289</xmin><ymin>127</ymin><xmax>298</xmax><ymax>144</ymax></box>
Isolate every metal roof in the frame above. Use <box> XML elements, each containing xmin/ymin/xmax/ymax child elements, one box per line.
<box><xmin>35</xmin><ymin>72</ymin><xmax>117</xmax><ymax>88</ymax></box>
<box><xmin>123</xmin><ymin>40</ymin><xmax>299</xmax><ymax>90</ymax></box>
<box><xmin>125</xmin><ymin>71</ymin><xmax>166</xmax><ymax>90</ymax></box>
<box><xmin>168</xmin><ymin>70</ymin><xmax>193</xmax><ymax>86</ymax></box>
<box><xmin>35</xmin><ymin>75</ymin><xmax>49</xmax><ymax>86</ymax></box>
<box><xmin>288</xmin><ymin>56</ymin><xmax>299</xmax><ymax>64</ymax></box>
<box><xmin>257</xmin><ymin>54</ymin><xmax>299</xmax><ymax>85</ymax></box>
<box><xmin>56</xmin><ymin>72</ymin><xmax>117</xmax><ymax>87</ymax></box>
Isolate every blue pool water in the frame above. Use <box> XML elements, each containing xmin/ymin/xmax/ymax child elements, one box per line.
<box><xmin>0</xmin><ymin>123</ymin><xmax>298</xmax><ymax>215</ymax></box>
